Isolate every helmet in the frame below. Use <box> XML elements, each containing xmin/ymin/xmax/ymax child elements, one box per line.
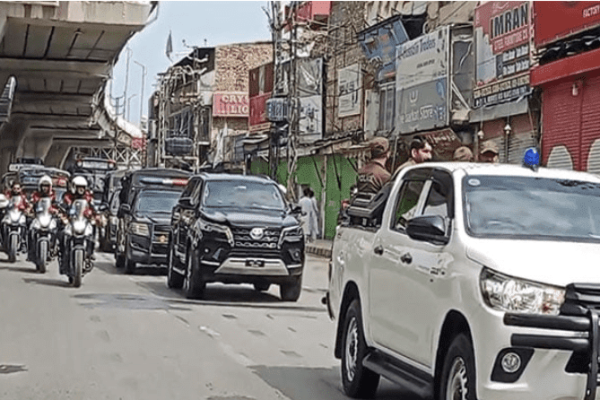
<box><xmin>39</xmin><ymin>175</ymin><xmax>52</xmax><ymax>190</ymax></box>
<box><xmin>72</xmin><ymin>176</ymin><xmax>88</xmax><ymax>188</ymax></box>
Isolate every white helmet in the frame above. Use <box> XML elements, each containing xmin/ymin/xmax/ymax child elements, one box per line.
<box><xmin>72</xmin><ymin>176</ymin><xmax>88</xmax><ymax>188</ymax></box>
<box><xmin>39</xmin><ymin>175</ymin><xmax>52</xmax><ymax>190</ymax></box>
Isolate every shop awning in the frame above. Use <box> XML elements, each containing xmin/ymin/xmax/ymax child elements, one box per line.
<box><xmin>531</xmin><ymin>46</ymin><xmax>600</xmax><ymax>87</ymax></box>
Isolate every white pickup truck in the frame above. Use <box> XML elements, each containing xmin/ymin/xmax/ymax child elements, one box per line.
<box><xmin>327</xmin><ymin>161</ymin><xmax>600</xmax><ymax>400</ymax></box>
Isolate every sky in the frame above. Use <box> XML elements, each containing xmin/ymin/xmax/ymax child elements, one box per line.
<box><xmin>110</xmin><ymin>1</ymin><xmax>272</xmax><ymax>124</ymax></box>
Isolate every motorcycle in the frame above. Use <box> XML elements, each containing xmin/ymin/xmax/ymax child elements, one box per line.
<box><xmin>60</xmin><ymin>199</ymin><xmax>95</xmax><ymax>287</ymax></box>
<box><xmin>1</xmin><ymin>197</ymin><xmax>27</xmax><ymax>263</ymax></box>
<box><xmin>30</xmin><ymin>198</ymin><xmax>58</xmax><ymax>273</ymax></box>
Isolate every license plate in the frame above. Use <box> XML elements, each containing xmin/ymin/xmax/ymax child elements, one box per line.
<box><xmin>245</xmin><ymin>259</ymin><xmax>265</xmax><ymax>268</ymax></box>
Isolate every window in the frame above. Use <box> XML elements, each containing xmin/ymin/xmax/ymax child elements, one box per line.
<box><xmin>391</xmin><ymin>180</ymin><xmax>426</xmax><ymax>231</ymax></box>
<box><xmin>422</xmin><ymin>181</ymin><xmax>450</xmax><ymax>220</ymax></box>
<box><xmin>379</xmin><ymin>84</ymin><xmax>395</xmax><ymax>131</ymax></box>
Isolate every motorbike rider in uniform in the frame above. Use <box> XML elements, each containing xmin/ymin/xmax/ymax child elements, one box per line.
<box><xmin>58</xmin><ymin>176</ymin><xmax>100</xmax><ymax>273</ymax></box>
<box><xmin>3</xmin><ymin>181</ymin><xmax>30</xmax><ymax>250</ymax></box>
<box><xmin>27</xmin><ymin>176</ymin><xmax>59</xmax><ymax>261</ymax></box>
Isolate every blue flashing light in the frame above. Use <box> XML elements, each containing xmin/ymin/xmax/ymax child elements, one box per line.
<box><xmin>523</xmin><ymin>147</ymin><xmax>540</xmax><ymax>170</ymax></box>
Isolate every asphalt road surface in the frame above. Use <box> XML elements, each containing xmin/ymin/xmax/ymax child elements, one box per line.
<box><xmin>0</xmin><ymin>251</ymin><xmax>410</xmax><ymax>400</ymax></box>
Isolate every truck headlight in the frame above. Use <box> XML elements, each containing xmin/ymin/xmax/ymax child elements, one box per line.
<box><xmin>280</xmin><ymin>226</ymin><xmax>304</xmax><ymax>246</ymax></box>
<box><xmin>131</xmin><ymin>222</ymin><xmax>150</xmax><ymax>237</ymax></box>
<box><xmin>199</xmin><ymin>219</ymin><xmax>233</xmax><ymax>245</ymax></box>
<box><xmin>480</xmin><ymin>268</ymin><xmax>565</xmax><ymax>315</ymax></box>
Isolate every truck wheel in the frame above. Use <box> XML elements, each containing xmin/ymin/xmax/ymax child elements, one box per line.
<box><xmin>341</xmin><ymin>299</ymin><xmax>380</xmax><ymax>399</ymax></box>
<box><xmin>439</xmin><ymin>334</ymin><xmax>477</xmax><ymax>400</ymax></box>
<box><xmin>253</xmin><ymin>282</ymin><xmax>271</xmax><ymax>292</ymax></box>
<box><xmin>183</xmin><ymin>248</ymin><xmax>205</xmax><ymax>299</ymax></box>
<box><xmin>124</xmin><ymin>257</ymin><xmax>136</xmax><ymax>274</ymax></box>
<box><xmin>167</xmin><ymin>243</ymin><xmax>183</xmax><ymax>289</ymax></box>
<box><xmin>279</xmin><ymin>274</ymin><xmax>302</xmax><ymax>302</ymax></box>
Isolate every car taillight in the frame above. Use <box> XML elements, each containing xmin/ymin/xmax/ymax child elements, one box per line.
<box><xmin>172</xmin><ymin>178</ymin><xmax>188</xmax><ymax>186</ymax></box>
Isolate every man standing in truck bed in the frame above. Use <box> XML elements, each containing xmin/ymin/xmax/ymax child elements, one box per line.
<box><xmin>357</xmin><ymin>137</ymin><xmax>391</xmax><ymax>194</ymax></box>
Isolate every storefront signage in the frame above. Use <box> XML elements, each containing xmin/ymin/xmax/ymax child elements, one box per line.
<box><xmin>338</xmin><ymin>64</ymin><xmax>362</xmax><ymax>118</ymax></box>
<box><xmin>213</xmin><ymin>92</ymin><xmax>249</xmax><ymax>117</ymax></box>
<box><xmin>249</xmin><ymin>92</ymin><xmax>271</xmax><ymax>133</ymax></box>
<box><xmin>358</xmin><ymin>15</ymin><xmax>409</xmax><ymax>81</ymax></box>
<box><xmin>474</xmin><ymin>1</ymin><xmax>532</xmax><ymax>108</ymax></box>
<box><xmin>396</xmin><ymin>27</ymin><xmax>449</xmax><ymax>133</ymax></box>
<box><xmin>534</xmin><ymin>1</ymin><xmax>600</xmax><ymax>47</ymax></box>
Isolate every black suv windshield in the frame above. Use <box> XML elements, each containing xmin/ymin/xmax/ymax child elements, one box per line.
<box><xmin>135</xmin><ymin>190</ymin><xmax>181</xmax><ymax>214</ymax></box>
<box><xmin>464</xmin><ymin>175</ymin><xmax>600</xmax><ymax>242</ymax></box>
<box><xmin>203</xmin><ymin>180</ymin><xmax>285</xmax><ymax>210</ymax></box>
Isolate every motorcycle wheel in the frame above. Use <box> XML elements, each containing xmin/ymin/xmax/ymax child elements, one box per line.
<box><xmin>36</xmin><ymin>240</ymin><xmax>48</xmax><ymax>274</ymax></box>
<box><xmin>8</xmin><ymin>234</ymin><xmax>17</xmax><ymax>263</ymax></box>
<box><xmin>72</xmin><ymin>249</ymin><xmax>83</xmax><ymax>288</ymax></box>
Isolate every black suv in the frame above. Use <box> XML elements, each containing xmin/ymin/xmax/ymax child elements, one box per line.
<box><xmin>167</xmin><ymin>173</ymin><xmax>305</xmax><ymax>301</ymax></box>
<box><xmin>115</xmin><ymin>168</ymin><xmax>190</xmax><ymax>273</ymax></box>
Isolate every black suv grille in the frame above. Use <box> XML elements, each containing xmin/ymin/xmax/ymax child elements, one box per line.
<box><xmin>232</xmin><ymin>227</ymin><xmax>281</xmax><ymax>250</ymax></box>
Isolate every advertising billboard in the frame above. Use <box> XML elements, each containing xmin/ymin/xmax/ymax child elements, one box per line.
<box><xmin>473</xmin><ymin>1</ymin><xmax>532</xmax><ymax>108</ymax></box>
<box><xmin>338</xmin><ymin>64</ymin><xmax>362</xmax><ymax>118</ymax></box>
<box><xmin>213</xmin><ymin>92</ymin><xmax>249</xmax><ymax>117</ymax></box>
<box><xmin>358</xmin><ymin>15</ymin><xmax>410</xmax><ymax>81</ymax></box>
<box><xmin>249</xmin><ymin>92</ymin><xmax>271</xmax><ymax>132</ymax></box>
<box><xmin>396</xmin><ymin>27</ymin><xmax>449</xmax><ymax>133</ymax></box>
<box><xmin>534</xmin><ymin>1</ymin><xmax>600</xmax><ymax>47</ymax></box>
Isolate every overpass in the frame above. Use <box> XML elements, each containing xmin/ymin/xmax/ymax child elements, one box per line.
<box><xmin>0</xmin><ymin>1</ymin><xmax>156</xmax><ymax>175</ymax></box>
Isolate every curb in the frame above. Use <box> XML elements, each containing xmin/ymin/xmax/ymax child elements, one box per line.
<box><xmin>306</xmin><ymin>245</ymin><xmax>332</xmax><ymax>259</ymax></box>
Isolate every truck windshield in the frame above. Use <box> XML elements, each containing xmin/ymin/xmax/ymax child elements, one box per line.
<box><xmin>135</xmin><ymin>190</ymin><xmax>181</xmax><ymax>214</ymax></box>
<box><xmin>203</xmin><ymin>180</ymin><xmax>285</xmax><ymax>210</ymax></box>
<box><xmin>464</xmin><ymin>175</ymin><xmax>600</xmax><ymax>242</ymax></box>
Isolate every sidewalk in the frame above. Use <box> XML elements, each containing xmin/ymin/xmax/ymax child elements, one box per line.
<box><xmin>305</xmin><ymin>239</ymin><xmax>333</xmax><ymax>258</ymax></box>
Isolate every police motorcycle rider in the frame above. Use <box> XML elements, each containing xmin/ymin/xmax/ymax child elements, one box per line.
<box><xmin>1</xmin><ymin>181</ymin><xmax>30</xmax><ymax>256</ymax></box>
<box><xmin>27</xmin><ymin>176</ymin><xmax>59</xmax><ymax>269</ymax></box>
<box><xmin>57</xmin><ymin>176</ymin><xmax>102</xmax><ymax>277</ymax></box>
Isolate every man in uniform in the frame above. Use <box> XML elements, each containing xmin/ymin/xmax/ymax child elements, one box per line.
<box><xmin>357</xmin><ymin>137</ymin><xmax>391</xmax><ymax>194</ymax></box>
<box><xmin>480</xmin><ymin>141</ymin><xmax>500</xmax><ymax>163</ymax></box>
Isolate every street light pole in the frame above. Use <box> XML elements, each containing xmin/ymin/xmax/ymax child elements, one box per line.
<box><xmin>134</xmin><ymin>60</ymin><xmax>147</xmax><ymax>125</ymax></box>
<box><xmin>127</xmin><ymin>94</ymin><xmax>138</xmax><ymax>121</ymax></box>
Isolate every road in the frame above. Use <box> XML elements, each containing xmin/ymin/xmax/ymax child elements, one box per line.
<box><xmin>0</xmin><ymin>251</ymin><xmax>409</xmax><ymax>400</ymax></box>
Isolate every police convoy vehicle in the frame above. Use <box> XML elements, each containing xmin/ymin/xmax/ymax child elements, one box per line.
<box><xmin>327</xmin><ymin>149</ymin><xmax>600</xmax><ymax>400</ymax></box>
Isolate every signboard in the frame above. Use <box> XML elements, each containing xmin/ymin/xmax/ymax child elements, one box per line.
<box><xmin>358</xmin><ymin>15</ymin><xmax>410</xmax><ymax>81</ymax></box>
<box><xmin>338</xmin><ymin>64</ymin><xmax>362</xmax><ymax>117</ymax></box>
<box><xmin>298</xmin><ymin>96</ymin><xmax>322</xmax><ymax>144</ymax></box>
<box><xmin>213</xmin><ymin>92</ymin><xmax>249</xmax><ymax>117</ymax></box>
<box><xmin>474</xmin><ymin>1</ymin><xmax>532</xmax><ymax>108</ymax></box>
<box><xmin>249</xmin><ymin>92</ymin><xmax>271</xmax><ymax>133</ymax></box>
<box><xmin>266</xmin><ymin>98</ymin><xmax>288</xmax><ymax>122</ymax></box>
<box><xmin>396</xmin><ymin>27</ymin><xmax>449</xmax><ymax>133</ymax></box>
<box><xmin>534</xmin><ymin>2</ymin><xmax>600</xmax><ymax>47</ymax></box>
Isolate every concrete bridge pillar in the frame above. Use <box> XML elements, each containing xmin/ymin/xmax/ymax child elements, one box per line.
<box><xmin>0</xmin><ymin>120</ymin><xmax>30</xmax><ymax>175</ymax></box>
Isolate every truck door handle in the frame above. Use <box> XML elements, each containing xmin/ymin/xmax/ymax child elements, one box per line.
<box><xmin>374</xmin><ymin>245</ymin><xmax>384</xmax><ymax>256</ymax></box>
<box><xmin>400</xmin><ymin>253</ymin><xmax>412</xmax><ymax>264</ymax></box>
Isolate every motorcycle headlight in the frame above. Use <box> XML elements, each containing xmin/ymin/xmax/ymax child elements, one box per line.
<box><xmin>480</xmin><ymin>268</ymin><xmax>565</xmax><ymax>315</ymax></box>
<box><xmin>39</xmin><ymin>215</ymin><xmax>51</xmax><ymax>229</ymax></box>
<box><xmin>73</xmin><ymin>220</ymin><xmax>87</xmax><ymax>235</ymax></box>
<box><xmin>199</xmin><ymin>219</ymin><xmax>233</xmax><ymax>245</ymax></box>
<box><xmin>131</xmin><ymin>222</ymin><xmax>150</xmax><ymax>237</ymax></box>
<box><xmin>280</xmin><ymin>226</ymin><xmax>304</xmax><ymax>246</ymax></box>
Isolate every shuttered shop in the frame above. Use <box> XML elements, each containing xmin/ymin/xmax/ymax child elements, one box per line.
<box><xmin>541</xmin><ymin>75</ymin><xmax>600</xmax><ymax>171</ymax></box>
<box><xmin>481</xmin><ymin>114</ymin><xmax>537</xmax><ymax>164</ymax></box>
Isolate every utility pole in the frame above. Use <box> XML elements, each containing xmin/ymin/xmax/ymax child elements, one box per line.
<box><xmin>123</xmin><ymin>47</ymin><xmax>133</xmax><ymax>118</ymax></box>
<box><xmin>286</xmin><ymin>2</ymin><xmax>299</xmax><ymax>202</ymax></box>
<box><xmin>134</xmin><ymin>60</ymin><xmax>147</xmax><ymax>125</ymax></box>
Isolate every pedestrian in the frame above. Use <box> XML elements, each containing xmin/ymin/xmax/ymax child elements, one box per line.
<box><xmin>308</xmin><ymin>189</ymin><xmax>320</xmax><ymax>239</ymax></box>
<box><xmin>393</xmin><ymin>136</ymin><xmax>433</xmax><ymax>178</ymax></box>
<box><xmin>356</xmin><ymin>137</ymin><xmax>391</xmax><ymax>194</ymax></box>
<box><xmin>480</xmin><ymin>141</ymin><xmax>500</xmax><ymax>163</ymax></box>
<box><xmin>453</xmin><ymin>146</ymin><xmax>474</xmax><ymax>162</ymax></box>
<box><xmin>298</xmin><ymin>187</ymin><xmax>317</xmax><ymax>242</ymax></box>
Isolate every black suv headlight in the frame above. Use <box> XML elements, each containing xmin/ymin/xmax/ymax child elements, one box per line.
<box><xmin>279</xmin><ymin>226</ymin><xmax>304</xmax><ymax>247</ymax></box>
<box><xmin>198</xmin><ymin>219</ymin><xmax>234</xmax><ymax>245</ymax></box>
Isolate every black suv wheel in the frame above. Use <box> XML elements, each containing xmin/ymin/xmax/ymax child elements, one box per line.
<box><xmin>183</xmin><ymin>248</ymin><xmax>205</xmax><ymax>299</ymax></box>
<box><xmin>167</xmin><ymin>242</ymin><xmax>183</xmax><ymax>289</ymax></box>
<box><xmin>341</xmin><ymin>299</ymin><xmax>380</xmax><ymax>398</ymax></box>
<box><xmin>279</xmin><ymin>274</ymin><xmax>302</xmax><ymax>302</ymax></box>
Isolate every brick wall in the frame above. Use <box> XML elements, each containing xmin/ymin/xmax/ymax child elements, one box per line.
<box><xmin>215</xmin><ymin>42</ymin><xmax>273</xmax><ymax>92</ymax></box>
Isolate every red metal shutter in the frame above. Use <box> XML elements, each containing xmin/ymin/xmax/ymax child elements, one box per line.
<box><xmin>581</xmin><ymin>75</ymin><xmax>600</xmax><ymax>173</ymax></box>
<box><xmin>541</xmin><ymin>81</ymin><xmax>581</xmax><ymax>170</ymax></box>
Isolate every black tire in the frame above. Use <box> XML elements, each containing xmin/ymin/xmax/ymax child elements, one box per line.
<box><xmin>36</xmin><ymin>240</ymin><xmax>48</xmax><ymax>274</ymax></box>
<box><xmin>72</xmin><ymin>249</ymin><xmax>83</xmax><ymax>288</ymax></box>
<box><xmin>8</xmin><ymin>234</ymin><xmax>17</xmax><ymax>263</ymax></box>
<box><xmin>167</xmin><ymin>243</ymin><xmax>183</xmax><ymax>289</ymax></box>
<box><xmin>115</xmin><ymin>252</ymin><xmax>125</xmax><ymax>269</ymax></box>
<box><xmin>183</xmin><ymin>248</ymin><xmax>205</xmax><ymax>299</ymax></box>
<box><xmin>438</xmin><ymin>334</ymin><xmax>477</xmax><ymax>400</ymax></box>
<box><xmin>253</xmin><ymin>282</ymin><xmax>271</xmax><ymax>292</ymax></box>
<box><xmin>341</xmin><ymin>299</ymin><xmax>380</xmax><ymax>399</ymax></box>
<box><xmin>124</xmin><ymin>257</ymin><xmax>136</xmax><ymax>274</ymax></box>
<box><xmin>279</xmin><ymin>274</ymin><xmax>302</xmax><ymax>302</ymax></box>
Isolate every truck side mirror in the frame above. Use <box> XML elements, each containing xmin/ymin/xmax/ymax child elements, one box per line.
<box><xmin>406</xmin><ymin>215</ymin><xmax>449</xmax><ymax>245</ymax></box>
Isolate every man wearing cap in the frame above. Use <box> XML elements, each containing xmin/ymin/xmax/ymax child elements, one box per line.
<box><xmin>481</xmin><ymin>141</ymin><xmax>500</xmax><ymax>163</ymax></box>
<box><xmin>392</xmin><ymin>136</ymin><xmax>433</xmax><ymax>180</ymax></box>
<box><xmin>453</xmin><ymin>146</ymin><xmax>474</xmax><ymax>162</ymax></box>
<box><xmin>357</xmin><ymin>137</ymin><xmax>391</xmax><ymax>194</ymax></box>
